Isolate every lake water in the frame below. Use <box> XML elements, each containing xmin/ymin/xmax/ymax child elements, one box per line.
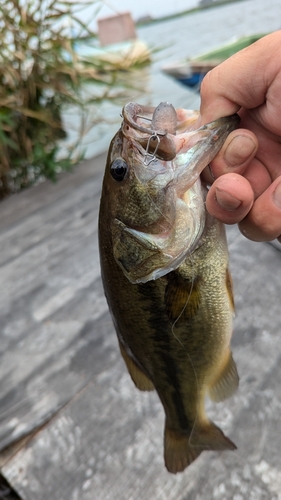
<box><xmin>62</xmin><ymin>0</ymin><xmax>281</xmax><ymax>159</ymax></box>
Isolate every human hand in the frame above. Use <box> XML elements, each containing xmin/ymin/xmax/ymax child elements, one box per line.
<box><xmin>198</xmin><ymin>30</ymin><xmax>281</xmax><ymax>243</ymax></box>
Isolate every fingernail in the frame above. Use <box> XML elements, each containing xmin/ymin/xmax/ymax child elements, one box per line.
<box><xmin>224</xmin><ymin>136</ymin><xmax>256</xmax><ymax>168</ymax></box>
<box><xmin>215</xmin><ymin>188</ymin><xmax>242</xmax><ymax>211</ymax></box>
<box><xmin>273</xmin><ymin>181</ymin><xmax>281</xmax><ymax>209</ymax></box>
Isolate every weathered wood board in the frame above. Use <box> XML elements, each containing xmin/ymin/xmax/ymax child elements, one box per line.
<box><xmin>0</xmin><ymin>152</ymin><xmax>281</xmax><ymax>499</ymax></box>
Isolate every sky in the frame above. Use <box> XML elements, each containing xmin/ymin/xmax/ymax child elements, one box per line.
<box><xmin>95</xmin><ymin>0</ymin><xmax>199</xmax><ymax>22</ymax></box>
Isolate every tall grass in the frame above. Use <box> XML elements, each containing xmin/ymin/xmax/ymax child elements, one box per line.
<box><xmin>0</xmin><ymin>1</ymin><xmax>149</xmax><ymax>198</ymax></box>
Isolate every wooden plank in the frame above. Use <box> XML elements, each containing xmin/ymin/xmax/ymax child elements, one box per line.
<box><xmin>0</xmin><ymin>166</ymin><xmax>104</xmax><ymax>268</ymax></box>
<box><xmin>0</xmin><ymin>154</ymin><xmax>107</xmax><ymax>232</ymax></box>
<box><xmin>0</xmin><ymin>154</ymin><xmax>113</xmax><ymax>452</ymax></box>
<box><xmin>0</xmin><ymin>302</ymin><xmax>117</xmax><ymax>450</ymax></box>
<box><xmin>2</xmin><ymin>227</ymin><xmax>281</xmax><ymax>499</ymax></box>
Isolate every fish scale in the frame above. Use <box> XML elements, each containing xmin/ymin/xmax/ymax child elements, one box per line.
<box><xmin>99</xmin><ymin>102</ymin><xmax>240</xmax><ymax>473</ymax></box>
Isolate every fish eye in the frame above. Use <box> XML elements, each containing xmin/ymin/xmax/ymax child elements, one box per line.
<box><xmin>110</xmin><ymin>158</ymin><xmax>128</xmax><ymax>182</ymax></box>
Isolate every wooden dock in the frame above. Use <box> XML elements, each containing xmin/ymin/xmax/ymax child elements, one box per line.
<box><xmin>0</xmin><ymin>153</ymin><xmax>281</xmax><ymax>499</ymax></box>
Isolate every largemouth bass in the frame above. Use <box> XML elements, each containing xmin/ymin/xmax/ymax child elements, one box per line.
<box><xmin>98</xmin><ymin>102</ymin><xmax>240</xmax><ymax>473</ymax></box>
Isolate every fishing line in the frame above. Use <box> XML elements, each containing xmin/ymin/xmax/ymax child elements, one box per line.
<box><xmin>181</xmin><ymin>337</ymin><xmax>200</xmax><ymax>447</ymax></box>
<box><xmin>171</xmin><ymin>252</ymin><xmax>196</xmax><ymax>342</ymax></box>
<box><xmin>170</xmin><ymin>252</ymin><xmax>200</xmax><ymax>438</ymax></box>
<box><xmin>142</xmin><ymin>179</ymin><xmax>177</xmax><ymax>232</ymax></box>
<box><xmin>170</xmin><ymin>323</ymin><xmax>184</xmax><ymax>348</ymax></box>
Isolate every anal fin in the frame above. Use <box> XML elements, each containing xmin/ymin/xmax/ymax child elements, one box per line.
<box><xmin>119</xmin><ymin>342</ymin><xmax>154</xmax><ymax>392</ymax></box>
<box><xmin>209</xmin><ymin>350</ymin><xmax>239</xmax><ymax>402</ymax></box>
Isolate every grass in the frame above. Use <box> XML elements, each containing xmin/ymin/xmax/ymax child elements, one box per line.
<box><xmin>0</xmin><ymin>0</ymin><xmax>150</xmax><ymax>199</ymax></box>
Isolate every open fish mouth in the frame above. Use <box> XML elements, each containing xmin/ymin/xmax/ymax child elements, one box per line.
<box><xmin>112</xmin><ymin>102</ymin><xmax>240</xmax><ymax>283</ymax></box>
<box><xmin>122</xmin><ymin>101</ymin><xmax>239</xmax><ymax>170</ymax></box>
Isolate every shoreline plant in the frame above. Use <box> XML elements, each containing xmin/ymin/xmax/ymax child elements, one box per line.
<box><xmin>0</xmin><ymin>0</ymin><xmax>149</xmax><ymax>199</ymax></box>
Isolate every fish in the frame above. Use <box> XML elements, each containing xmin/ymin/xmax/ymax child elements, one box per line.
<box><xmin>98</xmin><ymin>101</ymin><xmax>240</xmax><ymax>474</ymax></box>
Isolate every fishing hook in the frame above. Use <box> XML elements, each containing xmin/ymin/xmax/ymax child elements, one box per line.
<box><xmin>143</xmin><ymin>133</ymin><xmax>161</xmax><ymax>166</ymax></box>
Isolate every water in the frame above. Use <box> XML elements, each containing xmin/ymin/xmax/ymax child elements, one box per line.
<box><xmin>62</xmin><ymin>0</ymin><xmax>281</xmax><ymax>159</ymax></box>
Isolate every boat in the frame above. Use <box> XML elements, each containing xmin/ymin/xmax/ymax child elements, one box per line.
<box><xmin>76</xmin><ymin>12</ymin><xmax>151</xmax><ymax>72</ymax></box>
<box><xmin>162</xmin><ymin>33</ymin><xmax>268</xmax><ymax>89</ymax></box>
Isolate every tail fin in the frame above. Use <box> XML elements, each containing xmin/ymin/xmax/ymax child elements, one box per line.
<box><xmin>189</xmin><ymin>421</ymin><xmax>237</xmax><ymax>450</ymax></box>
<box><xmin>164</xmin><ymin>427</ymin><xmax>202</xmax><ymax>474</ymax></box>
<box><xmin>164</xmin><ymin>421</ymin><xmax>236</xmax><ymax>474</ymax></box>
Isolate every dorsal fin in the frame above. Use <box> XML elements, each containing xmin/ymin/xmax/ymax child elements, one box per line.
<box><xmin>226</xmin><ymin>268</ymin><xmax>235</xmax><ymax>312</ymax></box>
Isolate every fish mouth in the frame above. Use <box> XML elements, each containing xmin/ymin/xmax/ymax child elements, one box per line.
<box><xmin>121</xmin><ymin>103</ymin><xmax>240</xmax><ymax>190</ymax></box>
<box><xmin>122</xmin><ymin>102</ymin><xmax>178</xmax><ymax>162</ymax></box>
<box><xmin>113</xmin><ymin>103</ymin><xmax>240</xmax><ymax>283</ymax></box>
<box><xmin>122</xmin><ymin>102</ymin><xmax>240</xmax><ymax>168</ymax></box>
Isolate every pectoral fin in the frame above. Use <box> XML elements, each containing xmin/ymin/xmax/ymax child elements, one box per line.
<box><xmin>165</xmin><ymin>273</ymin><xmax>201</xmax><ymax>323</ymax></box>
<box><xmin>209</xmin><ymin>350</ymin><xmax>239</xmax><ymax>402</ymax></box>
